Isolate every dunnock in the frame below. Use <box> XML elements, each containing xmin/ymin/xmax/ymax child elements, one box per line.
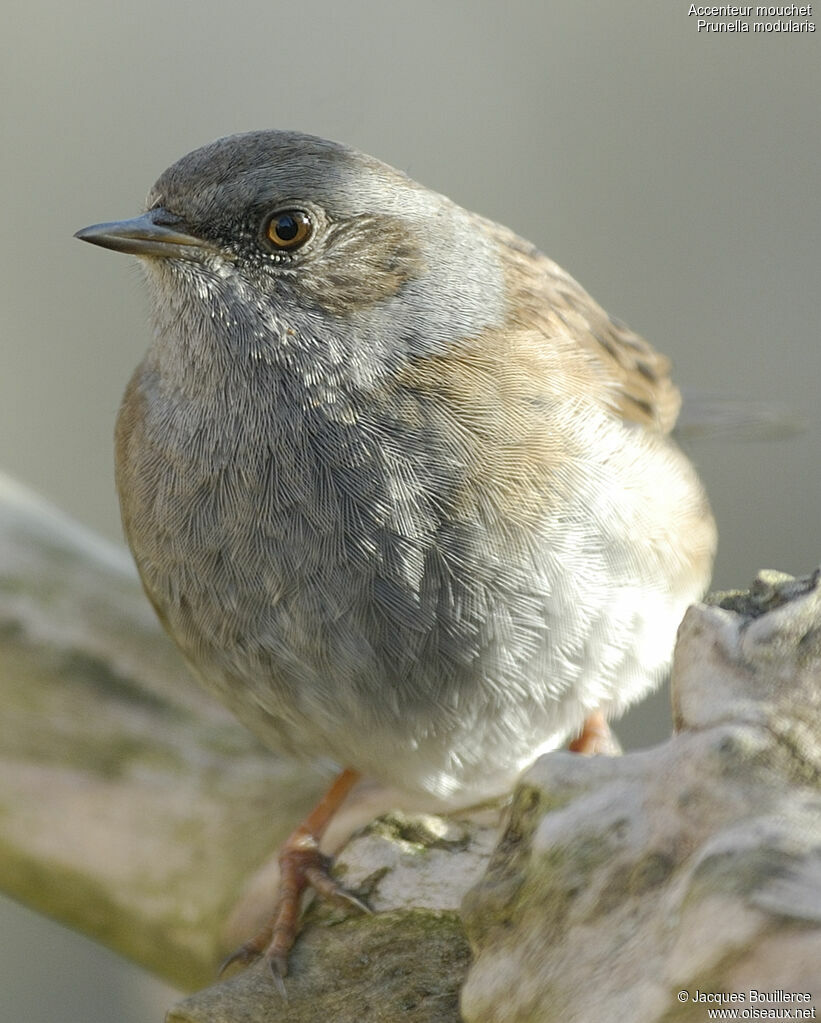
<box><xmin>76</xmin><ymin>130</ymin><xmax>716</xmax><ymax>980</ymax></box>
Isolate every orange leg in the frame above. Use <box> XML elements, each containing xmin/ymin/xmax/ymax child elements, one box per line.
<box><xmin>568</xmin><ymin>710</ymin><xmax>618</xmax><ymax>755</ymax></box>
<box><xmin>221</xmin><ymin>768</ymin><xmax>369</xmax><ymax>991</ymax></box>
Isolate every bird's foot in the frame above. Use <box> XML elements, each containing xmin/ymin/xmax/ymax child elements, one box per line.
<box><xmin>220</xmin><ymin>836</ymin><xmax>370</xmax><ymax>993</ymax></box>
<box><xmin>568</xmin><ymin>709</ymin><xmax>621</xmax><ymax>755</ymax></box>
<box><xmin>219</xmin><ymin>768</ymin><xmax>367</xmax><ymax>992</ymax></box>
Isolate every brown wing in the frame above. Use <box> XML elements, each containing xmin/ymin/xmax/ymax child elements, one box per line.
<box><xmin>487</xmin><ymin>218</ymin><xmax>682</xmax><ymax>435</ymax></box>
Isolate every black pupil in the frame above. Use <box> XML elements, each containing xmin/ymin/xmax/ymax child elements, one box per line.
<box><xmin>276</xmin><ymin>214</ymin><xmax>299</xmax><ymax>241</ymax></box>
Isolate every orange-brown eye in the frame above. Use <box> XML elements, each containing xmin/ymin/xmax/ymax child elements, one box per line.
<box><xmin>265</xmin><ymin>210</ymin><xmax>313</xmax><ymax>250</ymax></box>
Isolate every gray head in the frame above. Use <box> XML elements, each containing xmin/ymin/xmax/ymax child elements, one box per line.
<box><xmin>76</xmin><ymin>131</ymin><xmax>506</xmax><ymax>386</ymax></box>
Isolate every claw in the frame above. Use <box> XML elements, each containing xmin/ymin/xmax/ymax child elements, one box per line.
<box><xmin>218</xmin><ymin>933</ymin><xmax>269</xmax><ymax>977</ymax></box>
<box><xmin>266</xmin><ymin>954</ymin><xmax>288</xmax><ymax>999</ymax></box>
<box><xmin>303</xmin><ymin>863</ymin><xmax>373</xmax><ymax>914</ymax></box>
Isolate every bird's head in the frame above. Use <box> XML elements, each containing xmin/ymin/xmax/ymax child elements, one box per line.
<box><xmin>76</xmin><ymin>131</ymin><xmax>506</xmax><ymax>387</ymax></box>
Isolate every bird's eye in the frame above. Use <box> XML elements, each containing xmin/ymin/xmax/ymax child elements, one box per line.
<box><xmin>265</xmin><ymin>210</ymin><xmax>313</xmax><ymax>250</ymax></box>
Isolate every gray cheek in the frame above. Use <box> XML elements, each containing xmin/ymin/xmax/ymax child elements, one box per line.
<box><xmin>412</xmin><ymin>211</ymin><xmax>507</xmax><ymax>351</ymax></box>
<box><xmin>362</xmin><ymin>221</ymin><xmax>507</xmax><ymax>366</ymax></box>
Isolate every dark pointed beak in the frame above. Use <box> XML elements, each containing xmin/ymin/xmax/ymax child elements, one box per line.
<box><xmin>74</xmin><ymin>209</ymin><xmax>217</xmax><ymax>260</ymax></box>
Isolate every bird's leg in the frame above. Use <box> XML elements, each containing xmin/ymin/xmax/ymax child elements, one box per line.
<box><xmin>568</xmin><ymin>709</ymin><xmax>618</xmax><ymax>755</ymax></box>
<box><xmin>220</xmin><ymin>767</ymin><xmax>370</xmax><ymax>989</ymax></box>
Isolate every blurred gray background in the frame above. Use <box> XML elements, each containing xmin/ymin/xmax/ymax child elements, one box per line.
<box><xmin>2</xmin><ymin>1</ymin><xmax>819</xmax><ymax>1019</ymax></box>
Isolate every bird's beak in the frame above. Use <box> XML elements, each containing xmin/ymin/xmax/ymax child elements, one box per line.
<box><xmin>74</xmin><ymin>210</ymin><xmax>217</xmax><ymax>260</ymax></box>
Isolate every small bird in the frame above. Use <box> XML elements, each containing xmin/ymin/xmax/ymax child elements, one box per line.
<box><xmin>76</xmin><ymin>130</ymin><xmax>716</xmax><ymax>980</ymax></box>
